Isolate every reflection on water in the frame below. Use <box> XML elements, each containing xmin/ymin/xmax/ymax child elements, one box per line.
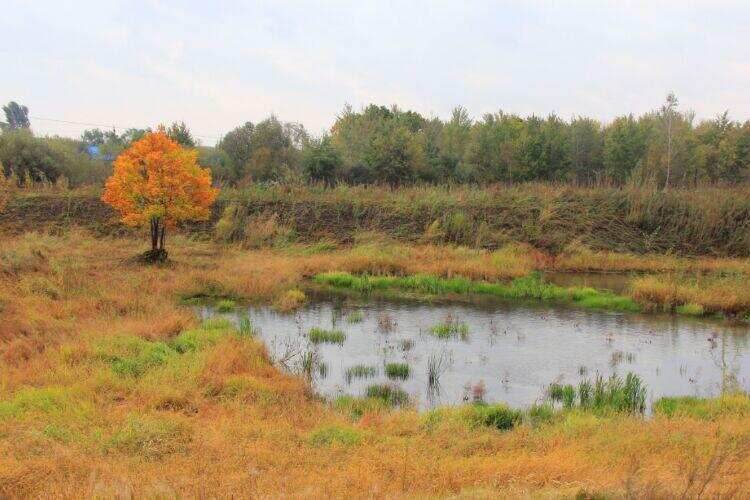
<box><xmin>199</xmin><ymin>297</ymin><xmax>749</xmax><ymax>410</ymax></box>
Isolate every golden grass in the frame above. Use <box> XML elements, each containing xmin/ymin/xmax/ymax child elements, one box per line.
<box><xmin>0</xmin><ymin>230</ymin><xmax>749</xmax><ymax>497</ymax></box>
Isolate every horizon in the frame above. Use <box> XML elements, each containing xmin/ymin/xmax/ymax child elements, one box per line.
<box><xmin>5</xmin><ymin>1</ymin><xmax>750</xmax><ymax>145</ymax></box>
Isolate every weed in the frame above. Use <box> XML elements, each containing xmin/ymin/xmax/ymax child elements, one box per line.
<box><xmin>274</xmin><ymin>288</ymin><xmax>306</xmax><ymax>312</ymax></box>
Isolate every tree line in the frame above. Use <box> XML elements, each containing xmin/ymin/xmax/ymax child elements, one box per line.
<box><xmin>2</xmin><ymin>95</ymin><xmax>749</xmax><ymax>189</ymax></box>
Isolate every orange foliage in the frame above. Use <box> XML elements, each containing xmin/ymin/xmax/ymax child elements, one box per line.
<box><xmin>101</xmin><ymin>130</ymin><xmax>217</xmax><ymax>249</ymax></box>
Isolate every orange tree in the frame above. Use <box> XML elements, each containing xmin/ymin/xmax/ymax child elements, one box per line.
<box><xmin>102</xmin><ymin>130</ymin><xmax>217</xmax><ymax>259</ymax></box>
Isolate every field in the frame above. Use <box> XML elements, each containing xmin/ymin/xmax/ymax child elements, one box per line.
<box><xmin>1</xmin><ymin>185</ymin><xmax>750</xmax><ymax>497</ymax></box>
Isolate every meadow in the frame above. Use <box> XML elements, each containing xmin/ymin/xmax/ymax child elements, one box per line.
<box><xmin>0</xmin><ymin>225</ymin><xmax>748</xmax><ymax>497</ymax></box>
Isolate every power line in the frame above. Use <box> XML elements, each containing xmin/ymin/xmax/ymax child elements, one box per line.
<box><xmin>28</xmin><ymin>115</ymin><xmax>221</xmax><ymax>140</ymax></box>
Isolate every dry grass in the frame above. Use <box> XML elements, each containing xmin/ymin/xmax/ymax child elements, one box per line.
<box><xmin>0</xmin><ymin>230</ymin><xmax>749</xmax><ymax>497</ymax></box>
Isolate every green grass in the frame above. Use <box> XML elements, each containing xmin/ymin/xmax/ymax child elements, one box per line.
<box><xmin>384</xmin><ymin>362</ymin><xmax>410</xmax><ymax>380</ymax></box>
<box><xmin>364</xmin><ymin>384</ymin><xmax>410</xmax><ymax>407</ymax></box>
<box><xmin>308</xmin><ymin>425</ymin><xmax>362</xmax><ymax>446</ymax></box>
<box><xmin>215</xmin><ymin>299</ymin><xmax>236</xmax><ymax>312</ymax></box>
<box><xmin>548</xmin><ymin>373</ymin><xmax>647</xmax><ymax>414</ymax></box>
<box><xmin>344</xmin><ymin>364</ymin><xmax>377</xmax><ymax>384</ymax></box>
<box><xmin>675</xmin><ymin>303</ymin><xmax>705</xmax><ymax>316</ymax></box>
<box><xmin>428</xmin><ymin>318</ymin><xmax>469</xmax><ymax>340</ymax></box>
<box><xmin>462</xmin><ymin>403</ymin><xmax>523</xmax><ymax>431</ymax></box>
<box><xmin>346</xmin><ymin>310</ymin><xmax>364</xmax><ymax>323</ymax></box>
<box><xmin>314</xmin><ymin>271</ymin><xmax>641</xmax><ymax>313</ymax></box>
<box><xmin>653</xmin><ymin>394</ymin><xmax>750</xmax><ymax>420</ymax></box>
<box><xmin>308</xmin><ymin>327</ymin><xmax>346</xmax><ymax>345</ymax></box>
<box><xmin>237</xmin><ymin>315</ymin><xmax>258</xmax><ymax>337</ymax></box>
<box><xmin>333</xmin><ymin>395</ymin><xmax>389</xmax><ymax>420</ymax></box>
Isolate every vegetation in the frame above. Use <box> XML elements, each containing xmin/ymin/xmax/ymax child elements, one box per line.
<box><xmin>428</xmin><ymin>315</ymin><xmax>470</xmax><ymax>340</ymax></box>
<box><xmin>548</xmin><ymin>373</ymin><xmax>648</xmax><ymax>415</ymax></box>
<box><xmin>364</xmin><ymin>384</ymin><xmax>410</xmax><ymax>407</ymax></box>
<box><xmin>101</xmin><ymin>130</ymin><xmax>218</xmax><ymax>259</ymax></box>
<box><xmin>0</xmin><ymin>230</ymin><xmax>748</xmax><ymax>496</ymax></box>
<box><xmin>343</xmin><ymin>364</ymin><xmax>377</xmax><ymax>384</ymax></box>
<box><xmin>384</xmin><ymin>362</ymin><xmax>410</xmax><ymax>380</ymax></box>
<box><xmin>307</xmin><ymin>327</ymin><xmax>346</xmax><ymax>345</ymax></box>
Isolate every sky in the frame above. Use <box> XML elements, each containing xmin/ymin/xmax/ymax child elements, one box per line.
<box><xmin>4</xmin><ymin>1</ymin><xmax>749</xmax><ymax>145</ymax></box>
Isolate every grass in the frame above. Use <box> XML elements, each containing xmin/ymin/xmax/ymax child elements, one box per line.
<box><xmin>548</xmin><ymin>373</ymin><xmax>647</xmax><ymax>415</ymax></box>
<box><xmin>307</xmin><ymin>327</ymin><xmax>346</xmax><ymax>345</ymax></box>
<box><xmin>384</xmin><ymin>362</ymin><xmax>410</xmax><ymax>380</ymax></box>
<box><xmin>215</xmin><ymin>299</ymin><xmax>236</xmax><ymax>312</ymax></box>
<box><xmin>344</xmin><ymin>364</ymin><xmax>377</xmax><ymax>384</ymax></box>
<box><xmin>428</xmin><ymin>315</ymin><xmax>470</xmax><ymax>340</ymax></box>
<box><xmin>0</xmin><ymin>229</ymin><xmax>749</xmax><ymax>497</ymax></box>
<box><xmin>345</xmin><ymin>310</ymin><xmax>364</xmax><ymax>323</ymax></box>
<box><xmin>462</xmin><ymin>403</ymin><xmax>523</xmax><ymax>431</ymax></box>
<box><xmin>364</xmin><ymin>384</ymin><xmax>410</xmax><ymax>407</ymax></box>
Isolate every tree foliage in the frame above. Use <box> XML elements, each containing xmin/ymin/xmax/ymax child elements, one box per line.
<box><xmin>101</xmin><ymin>130</ymin><xmax>217</xmax><ymax>255</ymax></box>
<box><xmin>2</xmin><ymin>101</ymin><xmax>30</xmax><ymax>130</ymax></box>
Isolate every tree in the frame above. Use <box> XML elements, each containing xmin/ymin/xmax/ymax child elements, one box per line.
<box><xmin>101</xmin><ymin>130</ymin><xmax>217</xmax><ymax>260</ymax></box>
<box><xmin>2</xmin><ymin>102</ymin><xmax>30</xmax><ymax>130</ymax></box>
<box><xmin>661</xmin><ymin>92</ymin><xmax>678</xmax><ymax>190</ymax></box>
<box><xmin>217</xmin><ymin>122</ymin><xmax>254</xmax><ymax>181</ymax></box>
<box><xmin>166</xmin><ymin>121</ymin><xmax>196</xmax><ymax>147</ymax></box>
<box><xmin>0</xmin><ymin>129</ymin><xmax>63</xmax><ymax>184</ymax></box>
<box><xmin>0</xmin><ymin>165</ymin><xmax>12</xmax><ymax>212</ymax></box>
<box><xmin>301</xmin><ymin>135</ymin><xmax>342</xmax><ymax>185</ymax></box>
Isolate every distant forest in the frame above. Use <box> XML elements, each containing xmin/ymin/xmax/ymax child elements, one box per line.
<box><xmin>1</xmin><ymin>94</ymin><xmax>749</xmax><ymax>189</ymax></box>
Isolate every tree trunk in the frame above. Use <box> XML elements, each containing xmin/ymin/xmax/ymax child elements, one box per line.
<box><xmin>150</xmin><ymin>219</ymin><xmax>159</xmax><ymax>251</ymax></box>
<box><xmin>159</xmin><ymin>223</ymin><xmax>166</xmax><ymax>251</ymax></box>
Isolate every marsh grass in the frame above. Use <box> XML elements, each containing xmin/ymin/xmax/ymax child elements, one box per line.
<box><xmin>215</xmin><ymin>299</ymin><xmax>236</xmax><ymax>312</ymax></box>
<box><xmin>308</xmin><ymin>425</ymin><xmax>362</xmax><ymax>447</ymax></box>
<box><xmin>428</xmin><ymin>314</ymin><xmax>469</xmax><ymax>340</ymax></box>
<box><xmin>384</xmin><ymin>362</ymin><xmax>410</xmax><ymax>380</ymax></box>
<box><xmin>549</xmin><ymin>373</ymin><xmax>647</xmax><ymax>414</ymax></box>
<box><xmin>315</xmin><ymin>271</ymin><xmax>642</xmax><ymax>313</ymax></box>
<box><xmin>344</xmin><ymin>364</ymin><xmax>377</xmax><ymax>384</ymax></box>
<box><xmin>308</xmin><ymin>327</ymin><xmax>346</xmax><ymax>345</ymax></box>
<box><xmin>346</xmin><ymin>310</ymin><xmax>364</xmax><ymax>323</ymax></box>
<box><xmin>463</xmin><ymin>403</ymin><xmax>523</xmax><ymax>431</ymax></box>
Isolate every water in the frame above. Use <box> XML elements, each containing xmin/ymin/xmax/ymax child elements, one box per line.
<box><xmin>199</xmin><ymin>297</ymin><xmax>750</xmax><ymax>410</ymax></box>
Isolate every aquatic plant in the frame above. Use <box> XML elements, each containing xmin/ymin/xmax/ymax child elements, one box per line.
<box><xmin>344</xmin><ymin>364</ymin><xmax>377</xmax><ymax>384</ymax></box>
<box><xmin>237</xmin><ymin>315</ymin><xmax>258</xmax><ymax>337</ymax></box>
<box><xmin>548</xmin><ymin>373</ymin><xmax>647</xmax><ymax>414</ymax></box>
<box><xmin>308</xmin><ymin>327</ymin><xmax>346</xmax><ymax>345</ymax></box>
<box><xmin>377</xmin><ymin>312</ymin><xmax>396</xmax><ymax>332</ymax></box>
<box><xmin>427</xmin><ymin>349</ymin><xmax>452</xmax><ymax>390</ymax></box>
<box><xmin>346</xmin><ymin>310</ymin><xmax>364</xmax><ymax>323</ymax></box>
<box><xmin>428</xmin><ymin>314</ymin><xmax>469</xmax><ymax>340</ymax></box>
<box><xmin>384</xmin><ymin>362</ymin><xmax>410</xmax><ymax>380</ymax></box>
<box><xmin>216</xmin><ymin>299</ymin><xmax>236</xmax><ymax>312</ymax></box>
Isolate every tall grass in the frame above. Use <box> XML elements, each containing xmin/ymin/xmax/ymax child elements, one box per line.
<box><xmin>548</xmin><ymin>373</ymin><xmax>647</xmax><ymax>414</ymax></box>
<box><xmin>308</xmin><ymin>327</ymin><xmax>346</xmax><ymax>345</ymax></box>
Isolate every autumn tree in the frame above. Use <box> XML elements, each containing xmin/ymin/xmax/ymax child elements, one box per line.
<box><xmin>101</xmin><ymin>130</ymin><xmax>217</xmax><ymax>261</ymax></box>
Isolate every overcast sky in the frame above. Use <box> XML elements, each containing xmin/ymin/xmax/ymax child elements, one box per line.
<box><xmin>4</xmin><ymin>1</ymin><xmax>749</xmax><ymax>145</ymax></box>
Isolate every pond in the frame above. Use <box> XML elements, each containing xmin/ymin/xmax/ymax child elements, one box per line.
<box><xmin>199</xmin><ymin>296</ymin><xmax>750</xmax><ymax>410</ymax></box>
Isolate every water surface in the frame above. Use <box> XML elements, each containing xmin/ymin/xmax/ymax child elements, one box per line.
<box><xmin>200</xmin><ymin>297</ymin><xmax>749</xmax><ymax>409</ymax></box>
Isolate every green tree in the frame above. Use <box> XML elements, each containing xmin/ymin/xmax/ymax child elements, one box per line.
<box><xmin>301</xmin><ymin>135</ymin><xmax>342</xmax><ymax>185</ymax></box>
<box><xmin>2</xmin><ymin>101</ymin><xmax>30</xmax><ymax>130</ymax></box>
<box><xmin>166</xmin><ymin>121</ymin><xmax>196</xmax><ymax>147</ymax></box>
